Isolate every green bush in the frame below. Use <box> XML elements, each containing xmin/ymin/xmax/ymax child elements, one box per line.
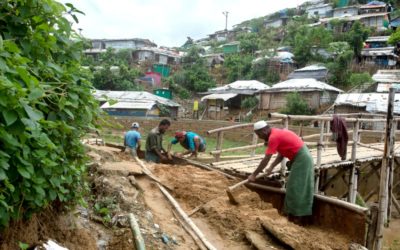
<box><xmin>241</xmin><ymin>96</ymin><xmax>259</xmax><ymax>109</ymax></box>
<box><xmin>282</xmin><ymin>93</ymin><xmax>313</xmax><ymax>115</ymax></box>
<box><xmin>0</xmin><ymin>1</ymin><xmax>99</xmax><ymax>227</ymax></box>
<box><xmin>349</xmin><ymin>72</ymin><xmax>373</xmax><ymax>87</ymax></box>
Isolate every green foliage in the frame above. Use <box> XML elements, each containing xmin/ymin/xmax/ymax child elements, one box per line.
<box><xmin>241</xmin><ymin>96</ymin><xmax>259</xmax><ymax>109</ymax></box>
<box><xmin>0</xmin><ymin>0</ymin><xmax>99</xmax><ymax>227</ymax></box>
<box><xmin>293</xmin><ymin>26</ymin><xmax>333</xmax><ymax>66</ymax></box>
<box><xmin>345</xmin><ymin>21</ymin><xmax>370</xmax><ymax>58</ymax></box>
<box><xmin>158</xmin><ymin>104</ymin><xmax>171</xmax><ymax>117</ymax></box>
<box><xmin>388</xmin><ymin>28</ymin><xmax>400</xmax><ymax>45</ymax></box>
<box><xmin>172</xmin><ymin>47</ymin><xmax>215</xmax><ymax>92</ymax></box>
<box><xmin>282</xmin><ymin>93</ymin><xmax>313</xmax><ymax>115</ymax></box>
<box><xmin>349</xmin><ymin>72</ymin><xmax>373</xmax><ymax>87</ymax></box>
<box><xmin>92</xmin><ymin>64</ymin><xmax>142</xmax><ymax>91</ymax></box>
<box><xmin>18</xmin><ymin>242</ymin><xmax>29</xmax><ymax>250</ymax></box>
<box><xmin>86</xmin><ymin>48</ymin><xmax>142</xmax><ymax>91</ymax></box>
<box><xmin>223</xmin><ymin>54</ymin><xmax>254</xmax><ymax>82</ymax></box>
<box><xmin>237</xmin><ymin>33</ymin><xmax>259</xmax><ymax>54</ymax></box>
<box><xmin>327</xmin><ymin>42</ymin><xmax>354</xmax><ymax>87</ymax></box>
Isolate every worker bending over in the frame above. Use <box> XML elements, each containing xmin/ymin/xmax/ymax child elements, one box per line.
<box><xmin>248</xmin><ymin>121</ymin><xmax>314</xmax><ymax>221</ymax></box>
<box><xmin>168</xmin><ymin>131</ymin><xmax>206</xmax><ymax>159</ymax></box>
<box><xmin>145</xmin><ymin>119</ymin><xmax>171</xmax><ymax>163</ymax></box>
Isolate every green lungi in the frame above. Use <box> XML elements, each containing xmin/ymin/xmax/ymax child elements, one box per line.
<box><xmin>284</xmin><ymin>145</ymin><xmax>314</xmax><ymax>216</ymax></box>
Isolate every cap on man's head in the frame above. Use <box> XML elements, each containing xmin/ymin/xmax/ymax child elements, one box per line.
<box><xmin>253</xmin><ymin>120</ymin><xmax>268</xmax><ymax>131</ymax></box>
<box><xmin>175</xmin><ymin>131</ymin><xmax>186</xmax><ymax>138</ymax></box>
<box><xmin>131</xmin><ymin>122</ymin><xmax>139</xmax><ymax>128</ymax></box>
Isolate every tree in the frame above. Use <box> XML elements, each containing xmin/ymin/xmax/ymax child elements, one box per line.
<box><xmin>0</xmin><ymin>1</ymin><xmax>99</xmax><ymax>227</ymax></box>
<box><xmin>293</xmin><ymin>26</ymin><xmax>333</xmax><ymax>66</ymax></box>
<box><xmin>85</xmin><ymin>48</ymin><xmax>142</xmax><ymax>90</ymax></box>
<box><xmin>172</xmin><ymin>47</ymin><xmax>215</xmax><ymax>92</ymax></box>
<box><xmin>237</xmin><ymin>33</ymin><xmax>259</xmax><ymax>54</ymax></box>
<box><xmin>345</xmin><ymin>21</ymin><xmax>370</xmax><ymax>61</ymax></box>
<box><xmin>327</xmin><ymin>42</ymin><xmax>354</xmax><ymax>87</ymax></box>
<box><xmin>388</xmin><ymin>28</ymin><xmax>400</xmax><ymax>45</ymax></box>
<box><xmin>223</xmin><ymin>54</ymin><xmax>254</xmax><ymax>82</ymax></box>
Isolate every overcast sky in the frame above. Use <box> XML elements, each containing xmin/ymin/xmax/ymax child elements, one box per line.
<box><xmin>59</xmin><ymin>0</ymin><xmax>308</xmax><ymax>47</ymax></box>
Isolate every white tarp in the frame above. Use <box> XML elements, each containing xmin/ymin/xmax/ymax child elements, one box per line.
<box><xmin>100</xmin><ymin>101</ymin><xmax>155</xmax><ymax>110</ymax></box>
<box><xmin>201</xmin><ymin>93</ymin><xmax>238</xmax><ymax>101</ymax></box>
<box><xmin>209</xmin><ymin>80</ymin><xmax>269</xmax><ymax>92</ymax></box>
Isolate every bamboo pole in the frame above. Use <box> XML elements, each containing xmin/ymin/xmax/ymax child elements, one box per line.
<box><xmin>387</xmin><ymin>120</ymin><xmax>397</xmax><ymax>223</ymax></box>
<box><xmin>315</xmin><ymin>121</ymin><xmax>325</xmax><ymax>193</ymax></box>
<box><xmin>357</xmin><ymin>142</ymin><xmax>385</xmax><ymax>152</ymax></box>
<box><xmin>215</xmin><ymin>131</ymin><xmax>224</xmax><ymax>162</ymax></box>
<box><xmin>157</xmin><ymin>183</ymin><xmax>217</xmax><ymax>250</ymax></box>
<box><xmin>374</xmin><ymin>87</ymin><xmax>396</xmax><ymax>250</ymax></box>
<box><xmin>171</xmin><ymin>210</ymin><xmax>207</xmax><ymax>250</ymax></box>
<box><xmin>250</xmin><ymin>133</ymin><xmax>258</xmax><ymax>157</ymax></box>
<box><xmin>207</xmin><ymin>123</ymin><xmax>252</xmax><ymax>134</ymax></box>
<box><xmin>210</xmin><ymin>143</ymin><xmax>264</xmax><ymax>155</ymax></box>
<box><xmin>269</xmin><ymin>112</ymin><xmax>389</xmax><ymax>122</ymax></box>
<box><xmin>301</xmin><ymin>130</ymin><xmax>353</xmax><ymax>140</ymax></box>
<box><xmin>325</xmin><ymin>120</ymin><xmax>330</xmax><ymax>149</ymax></box>
<box><xmin>246</xmin><ymin>183</ymin><xmax>369</xmax><ymax>215</ymax></box>
<box><xmin>128</xmin><ymin>213</ymin><xmax>146</xmax><ymax>250</ymax></box>
<box><xmin>349</xmin><ymin>121</ymin><xmax>360</xmax><ymax>204</ymax></box>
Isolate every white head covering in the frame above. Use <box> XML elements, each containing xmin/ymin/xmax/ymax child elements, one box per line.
<box><xmin>253</xmin><ymin>120</ymin><xmax>268</xmax><ymax>131</ymax></box>
<box><xmin>131</xmin><ymin>122</ymin><xmax>140</xmax><ymax>128</ymax></box>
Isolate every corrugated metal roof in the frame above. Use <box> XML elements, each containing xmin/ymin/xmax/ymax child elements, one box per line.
<box><xmin>372</xmin><ymin>70</ymin><xmax>400</xmax><ymax>83</ymax></box>
<box><xmin>376</xmin><ymin>83</ymin><xmax>400</xmax><ymax>92</ymax></box>
<box><xmin>335</xmin><ymin>93</ymin><xmax>400</xmax><ymax>114</ymax></box>
<box><xmin>288</xmin><ymin>65</ymin><xmax>328</xmax><ymax>81</ymax></box>
<box><xmin>262</xmin><ymin>78</ymin><xmax>342</xmax><ymax>93</ymax></box>
<box><xmin>201</xmin><ymin>93</ymin><xmax>238</xmax><ymax>101</ymax></box>
<box><xmin>366</xmin><ymin>36</ymin><xmax>389</xmax><ymax>43</ymax></box>
<box><xmin>361</xmin><ymin>47</ymin><xmax>396</xmax><ymax>57</ymax></box>
<box><xmin>93</xmin><ymin>90</ymin><xmax>180</xmax><ymax>107</ymax></box>
<box><xmin>101</xmin><ymin>101</ymin><xmax>155</xmax><ymax>110</ymax></box>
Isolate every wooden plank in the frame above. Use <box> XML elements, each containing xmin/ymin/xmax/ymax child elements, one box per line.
<box><xmin>315</xmin><ymin>121</ymin><xmax>325</xmax><ymax>193</ymax></box>
<box><xmin>366</xmin><ymin>204</ymin><xmax>379</xmax><ymax>250</ymax></box>
<box><xmin>215</xmin><ymin>131</ymin><xmax>224</xmax><ymax>162</ymax></box>
<box><xmin>244</xmin><ymin>230</ymin><xmax>276</xmax><ymax>250</ymax></box>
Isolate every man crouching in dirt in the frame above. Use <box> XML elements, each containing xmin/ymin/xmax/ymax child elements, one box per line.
<box><xmin>145</xmin><ymin>119</ymin><xmax>171</xmax><ymax>163</ymax></box>
<box><xmin>167</xmin><ymin>131</ymin><xmax>206</xmax><ymax>159</ymax></box>
<box><xmin>248</xmin><ymin>121</ymin><xmax>314</xmax><ymax>224</ymax></box>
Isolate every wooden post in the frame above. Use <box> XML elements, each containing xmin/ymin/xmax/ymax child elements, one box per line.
<box><xmin>387</xmin><ymin>120</ymin><xmax>397</xmax><ymax>223</ymax></box>
<box><xmin>366</xmin><ymin>204</ymin><xmax>379</xmax><ymax>250</ymax></box>
<box><xmin>374</xmin><ymin>87</ymin><xmax>396</xmax><ymax>250</ymax></box>
<box><xmin>325</xmin><ymin>120</ymin><xmax>330</xmax><ymax>149</ymax></box>
<box><xmin>215</xmin><ymin>131</ymin><xmax>224</xmax><ymax>162</ymax></box>
<box><xmin>315</xmin><ymin>121</ymin><xmax>325</xmax><ymax>193</ymax></box>
<box><xmin>250</xmin><ymin>132</ymin><xmax>258</xmax><ymax>157</ymax></box>
<box><xmin>349</xmin><ymin>120</ymin><xmax>360</xmax><ymax>203</ymax></box>
<box><xmin>281</xmin><ymin>118</ymin><xmax>289</xmax><ymax>183</ymax></box>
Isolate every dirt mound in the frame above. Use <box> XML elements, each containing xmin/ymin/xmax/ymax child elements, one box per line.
<box><xmin>152</xmin><ymin>164</ymin><xmax>236</xmax><ymax>210</ymax></box>
<box><xmin>151</xmin><ymin>163</ymin><xmax>352</xmax><ymax>249</ymax></box>
<box><xmin>0</xmin><ymin>208</ymin><xmax>97</xmax><ymax>250</ymax></box>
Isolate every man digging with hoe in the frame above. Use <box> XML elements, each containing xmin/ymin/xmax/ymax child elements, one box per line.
<box><xmin>248</xmin><ymin>120</ymin><xmax>314</xmax><ymax>224</ymax></box>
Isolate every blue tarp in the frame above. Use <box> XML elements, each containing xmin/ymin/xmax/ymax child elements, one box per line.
<box><xmin>367</xmin><ymin>1</ymin><xmax>386</xmax><ymax>6</ymax></box>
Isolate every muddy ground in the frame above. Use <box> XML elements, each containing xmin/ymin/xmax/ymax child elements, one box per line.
<box><xmin>1</xmin><ymin>144</ymin><xmax>395</xmax><ymax>250</ymax></box>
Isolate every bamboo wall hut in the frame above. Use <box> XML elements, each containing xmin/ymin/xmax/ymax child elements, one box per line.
<box><xmin>258</xmin><ymin>78</ymin><xmax>342</xmax><ymax>111</ymax></box>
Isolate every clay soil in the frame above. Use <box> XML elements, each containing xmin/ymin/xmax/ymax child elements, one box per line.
<box><xmin>149</xmin><ymin>163</ymin><xmax>352</xmax><ymax>250</ymax></box>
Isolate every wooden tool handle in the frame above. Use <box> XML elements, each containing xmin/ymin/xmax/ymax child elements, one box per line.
<box><xmin>228</xmin><ymin>172</ymin><xmax>269</xmax><ymax>191</ymax></box>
